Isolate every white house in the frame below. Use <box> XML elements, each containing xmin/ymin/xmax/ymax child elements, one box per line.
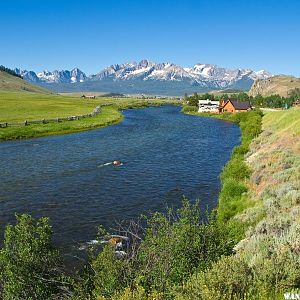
<box><xmin>198</xmin><ymin>99</ymin><xmax>220</xmax><ymax>113</ymax></box>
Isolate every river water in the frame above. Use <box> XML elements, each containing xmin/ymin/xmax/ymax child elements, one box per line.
<box><xmin>0</xmin><ymin>105</ymin><xmax>240</xmax><ymax>256</ymax></box>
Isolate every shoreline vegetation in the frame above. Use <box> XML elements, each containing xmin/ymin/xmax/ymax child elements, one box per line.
<box><xmin>182</xmin><ymin>107</ymin><xmax>264</xmax><ymax>237</ymax></box>
<box><xmin>177</xmin><ymin>107</ymin><xmax>300</xmax><ymax>299</ymax></box>
<box><xmin>0</xmin><ymin>91</ymin><xmax>180</xmax><ymax>141</ymax></box>
<box><xmin>1</xmin><ymin>90</ymin><xmax>299</xmax><ymax>299</ymax></box>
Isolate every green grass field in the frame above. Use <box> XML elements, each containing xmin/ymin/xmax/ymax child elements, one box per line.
<box><xmin>262</xmin><ymin>107</ymin><xmax>300</xmax><ymax>135</ymax></box>
<box><xmin>0</xmin><ymin>91</ymin><xmax>180</xmax><ymax>140</ymax></box>
<box><xmin>0</xmin><ymin>92</ymin><xmax>99</xmax><ymax>123</ymax></box>
<box><xmin>0</xmin><ymin>106</ymin><xmax>123</xmax><ymax>140</ymax></box>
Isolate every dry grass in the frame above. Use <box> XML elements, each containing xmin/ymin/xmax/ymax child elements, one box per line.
<box><xmin>0</xmin><ymin>71</ymin><xmax>48</xmax><ymax>93</ymax></box>
<box><xmin>173</xmin><ymin>108</ymin><xmax>300</xmax><ymax>299</ymax></box>
<box><xmin>232</xmin><ymin>108</ymin><xmax>300</xmax><ymax>291</ymax></box>
<box><xmin>249</xmin><ymin>75</ymin><xmax>300</xmax><ymax>97</ymax></box>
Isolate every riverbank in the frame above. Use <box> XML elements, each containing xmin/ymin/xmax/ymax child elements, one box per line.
<box><xmin>0</xmin><ymin>91</ymin><xmax>180</xmax><ymax>140</ymax></box>
<box><xmin>0</xmin><ymin>106</ymin><xmax>123</xmax><ymax>140</ymax></box>
<box><xmin>182</xmin><ymin>105</ymin><xmax>263</xmax><ymax>231</ymax></box>
<box><xmin>176</xmin><ymin>107</ymin><xmax>300</xmax><ymax>299</ymax></box>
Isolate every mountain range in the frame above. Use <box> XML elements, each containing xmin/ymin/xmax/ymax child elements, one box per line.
<box><xmin>15</xmin><ymin>60</ymin><xmax>272</xmax><ymax>96</ymax></box>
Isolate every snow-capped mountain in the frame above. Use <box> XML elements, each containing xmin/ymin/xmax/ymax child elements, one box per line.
<box><xmin>14</xmin><ymin>68</ymin><xmax>40</xmax><ymax>83</ymax></box>
<box><xmin>15</xmin><ymin>60</ymin><xmax>271</xmax><ymax>85</ymax></box>
<box><xmin>15</xmin><ymin>68</ymin><xmax>86</xmax><ymax>84</ymax></box>
<box><xmin>15</xmin><ymin>60</ymin><xmax>272</xmax><ymax>95</ymax></box>
<box><xmin>90</xmin><ymin>60</ymin><xmax>271</xmax><ymax>86</ymax></box>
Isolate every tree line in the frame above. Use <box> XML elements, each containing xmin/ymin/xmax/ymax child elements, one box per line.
<box><xmin>0</xmin><ymin>65</ymin><xmax>22</xmax><ymax>79</ymax></box>
<box><xmin>184</xmin><ymin>90</ymin><xmax>299</xmax><ymax>108</ymax></box>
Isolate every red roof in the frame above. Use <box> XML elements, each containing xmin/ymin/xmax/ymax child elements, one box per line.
<box><xmin>223</xmin><ymin>99</ymin><xmax>251</xmax><ymax>110</ymax></box>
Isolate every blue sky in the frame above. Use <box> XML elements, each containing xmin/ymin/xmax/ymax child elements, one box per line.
<box><xmin>1</xmin><ymin>0</ymin><xmax>299</xmax><ymax>75</ymax></box>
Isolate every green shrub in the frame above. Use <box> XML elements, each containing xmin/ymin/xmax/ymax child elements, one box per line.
<box><xmin>218</xmin><ymin>179</ymin><xmax>248</xmax><ymax>222</ymax></box>
<box><xmin>232</xmin><ymin>144</ymin><xmax>249</xmax><ymax>156</ymax></box>
<box><xmin>0</xmin><ymin>214</ymin><xmax>69</xmax><ymax>300</ymax></box>
<box><xmin>174</xmin><ymin>256</ymin><xmax>255</xmax><ymax>300</ymax></box>
<box><xmin>92</xmin><ymin>245</ymin><xmax>129</xmax><ymax>298</ymax></box>
<box><xmin>221</xmin><ymin>157</ymin><xmax>251</xmax><ymax>182</ymax></box>
<box><xmin>134</xmin><ymin>200</ymin><xmax>234</xmax><ymax>293</ymax></box>
<box><xmin>110</xmin><ymin>286</ymin><xmax>163</xmax><ymax>300</ymax></box>
<box><xmin>85</xmin><ymin>200</ymin><xmax>234</xmax><ymax>298</ymax></box>
<box><xmin>217</xmin><ymin>110</ymin><xmax>262</xmax><ymax>225</ymax></box>
<box><xmin>181</xmin><ymin>105</ymin><xmax>197</xmax><ymax>113</ymax></box>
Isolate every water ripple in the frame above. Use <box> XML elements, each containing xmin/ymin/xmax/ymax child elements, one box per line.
<box><xmin>0</xmin><ymin>105</ymin><xmax>240</xmax><ymax>252</ymax></box>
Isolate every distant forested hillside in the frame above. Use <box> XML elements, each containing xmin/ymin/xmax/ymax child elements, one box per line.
<box><xmin>0</xmin><ymin>65</ymin><xmax>22</xmax><ymax>79</ymax></box>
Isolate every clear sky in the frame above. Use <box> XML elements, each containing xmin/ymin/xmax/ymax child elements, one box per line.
<box><xmin>1</xmin><ymin>0</ymin><xmax>299</xmax><ymax>76</ymax></box>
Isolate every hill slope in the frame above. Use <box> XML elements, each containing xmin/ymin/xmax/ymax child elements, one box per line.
<box><xmin>249</xmin><ymin>75</ymin><xmax>300</xmax><ymax>97</ymax></box>
<box><xmin>172</xmin><ymin>108</ymin><xmax>300</xmax><ymax>299</ymax></box>
<box><xmin>0</xmin><ymin>70</ymin><xmax>49</xmax><ymax>93</ymax></box>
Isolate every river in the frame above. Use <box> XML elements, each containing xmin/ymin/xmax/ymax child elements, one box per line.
<box><xmin>0</xmin><ymin>105</ymin><xmax>240</xmax><ymax>258</ymax></box>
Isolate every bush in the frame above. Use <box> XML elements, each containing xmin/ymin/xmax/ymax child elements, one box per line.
<box><xmin>221</xmin><ymin>157</ymin><xmax>251</xmax><ymax>182</ymax></box>
<box><xmin>181</xmin><ymin>105</ymin><xmax>197</xmax><ymax>113</ymax></box>
<box><xmin>216</xmin><ymin>110</ymin><xmax>262</xmax><ymax>225</ymax></box>
<box><xmin>86</xmin><ymin>200</ymin><xmax>234</xmax><ymax>298</ymax></box>
<box><xmin>133</xmin><ymin>200</ymin><xmax>234</xmax><ymax>293</ymax></box>
<box><xmin>110</xmin><ymin>286</ymin><xmax>163</xmax><ymax>300</ymax></box>
<box><xmin>92</xmin><ymin>245</ymin><xmax>129</xmax><ymax>298</ymax></box>
<box><xmin>174</xmin><ymin>256</ymin><xmax>255</xmax><ymax>300</ymax></box>
<box><xmin>0</xmin><ymin>214</ymin><xmax>69</xmax><ymax>300</ymax></box>
<box><xmin>218</xmin><ymin>179</ymin><xmax>249</xmax><ymax>222</ymax></box>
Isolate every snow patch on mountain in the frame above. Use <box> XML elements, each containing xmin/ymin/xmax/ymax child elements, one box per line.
<box><xmin>15</xmin><ymin>68</ymin><xmax>86</xmax><ymax>84</ymax></box>
<box><xmin>15</xmin><ymin>60</ymin><xmax>272</xmax><ymax>90</ymax></box>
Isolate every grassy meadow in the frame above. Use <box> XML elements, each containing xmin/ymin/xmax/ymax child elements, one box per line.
<box><xmin>0</xmin><ymin>91</ymin><xmax>180</xmax><ymax>140</ymax></box>
<box><xmin>262</xmin><ymin>106</ymin><xmax>300</xmax><ymax>136</ymax></box>
<box><xmin>0</xmin><ymin>106</ymin><xmax>123</xmax><ymax>140</ymax></box>
<box><xmin>0</xmin><ymin>92</ymin><xmax>99</xmax><ymax>123</ymax></box>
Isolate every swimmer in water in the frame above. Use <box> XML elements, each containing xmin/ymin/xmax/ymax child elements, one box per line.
<box><xmin>113</xmin><ymin>160</ymin><xmax>122</xmax><ymax>166</ymax></box>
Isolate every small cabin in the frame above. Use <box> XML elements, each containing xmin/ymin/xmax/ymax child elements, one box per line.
<box><xmin>220</xmin><ymin>99</ymin><xmax>228</xmax><ymax>107</ymax></box>
<box><xmin>221</xmin><ymin>99</ymin><xmax>251</xmax><ymax>113</ymax></box>
<box><xmin>81</xmin><ymin>95</ymin><xmax>96</xmax><ymax>99</ymax></box>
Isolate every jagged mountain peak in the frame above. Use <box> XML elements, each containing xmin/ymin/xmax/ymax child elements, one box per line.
<box><xmin>15</xmin><ymin>60</ymin><xmax>272</xmax><ymax>92</ymax></box>
<box><xmin>138</xmin><ymin>59</ymin><xmax>155</xmax><ymax>68</ymax></box>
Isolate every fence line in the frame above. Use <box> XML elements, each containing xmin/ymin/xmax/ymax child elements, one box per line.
<box><xmin>0</xmin><ymin>104</ymin><xmax>112</xmax><ymax>128</ymax></box>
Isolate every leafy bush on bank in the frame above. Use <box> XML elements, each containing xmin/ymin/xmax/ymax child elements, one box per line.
<box><xmin>181</xmin><ymin>105</ymin><xmax>197</xmax><ymax>113</ymax></box>
<box><xmin>217</xmin><ymin>110</ymin><xmax>262</xmax><ymax>224</ymax></box>
<box><xmin>0</xmin><ymin>214</ymin><xmax>71</xmax><ymax>300</ymax></box>
<box><xmin>0</xmin><ymin>201</ymin><xmax>234</xmax><ymax>299</ymax></box>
